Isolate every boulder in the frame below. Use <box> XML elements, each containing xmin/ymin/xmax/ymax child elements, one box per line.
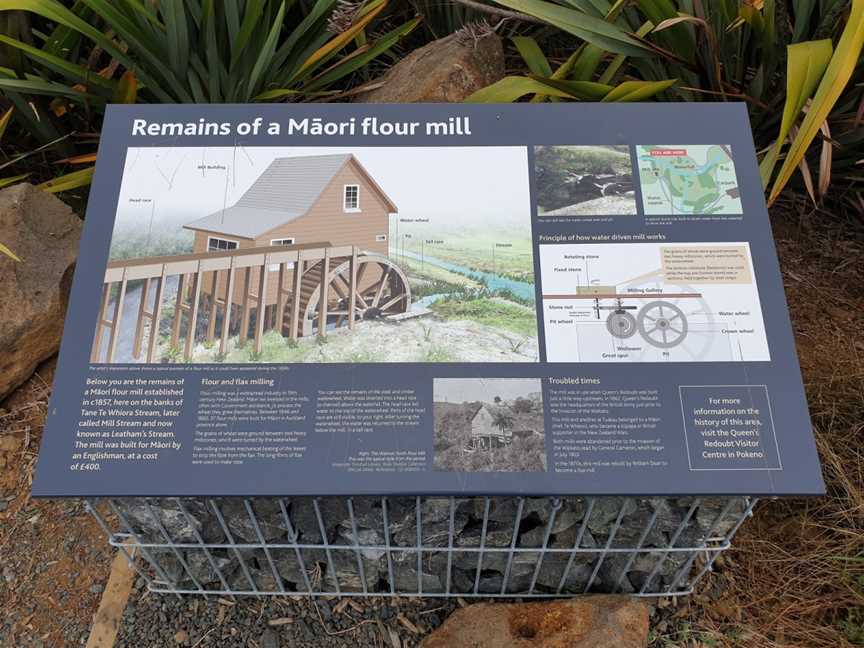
<box><xmin>420</xmin><ymin>596</ymin><xmax>649</xmax><ymax>648</ymax></box>
<box><xmin>353</xmin><ymin>30</ymin><xmax>504</xmax><ymax>103</ymax></box>
<box><xmin>0</xmin><ymin>183</ymin><xmax>81</xmax><ymax>400</ymax></box>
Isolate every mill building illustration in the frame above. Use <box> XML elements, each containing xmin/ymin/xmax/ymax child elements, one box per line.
<box><xmin>92</xmin><ymin>154</ymin><xmax>412</xmax><ymax>363</ymax></box>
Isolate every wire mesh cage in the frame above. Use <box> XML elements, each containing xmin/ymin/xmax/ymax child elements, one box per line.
<box><xmin>86</xmin><ymin>495</ymin><xmax>756</xmax><ymax>599</ymax></box>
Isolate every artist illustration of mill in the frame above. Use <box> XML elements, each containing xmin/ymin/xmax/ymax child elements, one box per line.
<box><xmin>92</xmin><ymin>154</ymin><xmax>412</xmax><ymax>363</ymax></box>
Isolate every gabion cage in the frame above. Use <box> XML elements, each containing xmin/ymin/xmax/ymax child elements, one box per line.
<box><xmin>86</xmin><ymin>495</ymin><xmax>756</xmax><ymax>599</ymax></box>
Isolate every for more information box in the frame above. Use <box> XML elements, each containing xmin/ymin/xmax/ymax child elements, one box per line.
<box><xmin>32</xmin><ymin>103</ymin><xmax>824</xmax><ymax>498</ymax></box>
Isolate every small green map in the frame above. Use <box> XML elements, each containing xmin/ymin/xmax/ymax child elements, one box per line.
<box><xmin>637</xmin><ymin>145</ymin><xmax>742</xmax><ymax>215</ymax></box>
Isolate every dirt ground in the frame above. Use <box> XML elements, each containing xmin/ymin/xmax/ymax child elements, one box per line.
<box><xmin>1</xmin><ymin>200</ymin><xmax>861</xmax><ymax>647</ymax></box>
<box><xmin>0</xmin><ymin>359</ymin><xmax>114</xmax><ymax>647</ymax></box>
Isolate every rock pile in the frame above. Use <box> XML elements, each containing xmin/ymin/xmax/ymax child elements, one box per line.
<box><xmin>112</xmin><ymin>496</ymin><xmax>747</xmax><ymax>596</ymax></box>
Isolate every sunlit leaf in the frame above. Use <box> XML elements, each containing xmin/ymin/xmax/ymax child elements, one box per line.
<box><xmin>769</xmin><ymin>0</ymin><xmax>864</xmax><ymax>204</ymax></box>
<box><xmin>817</xmin><ymin>120</ymin><xmax>832</xmax><ymax>198</ymax></box>
<box><xmin>0</xmin><ymin>241</ymin><xmax>21</xmax><ymax>262</ymax></box>
<box><xmin>601</xmin><ymin>78</ymin><xmax>677</xmax><ymax>101</ymax></box>
<box><xmin>0</xmin><ymin>172</ymin><xmax>30</xmax><ymax>189</ymax></box>
<box><xmin>37</xmin><ymin>166</ymin><xmax>94</xmax><ymax>193</ymax></box>
<box><xmin>791</xmin><ymin>125</ymin><xmax>817</xmax><ymax>203</ymax></box>
<box><xmin>296</xmin><ymin>0</ymin><xmax>387</xmax><ymax>76</ymax></box>
<box><xmin>53</xmin><ymin>153</ymin><xmax>97</xmax><ymax>164</ymax></box>
<box><xmin>635</xmin><ymin>0</ymin><xmax>696</xmax><ymax>60</ymax></box>
<box><xmin>0</xmin><ymin>107</ymin><xmax>13</xmax><ymax>142</ymax></box>
<box><xmin>465</xmin><ymin>76</ymin><xmax>596</xmax><ymax>102</ymax></box>
<box><xmin>759</xmin><ymin>39</ymin><xmax>833</xmax><ymax>187</ymax></box>
<box><xmin>531</xmin><ymin>76</ymin><xmax>614</xmax><ymax>100</ymax></box>
<box><xmin>302</xmin><ymin>16</ymin><xmax>421</xmax><ymax>92</ymax></box>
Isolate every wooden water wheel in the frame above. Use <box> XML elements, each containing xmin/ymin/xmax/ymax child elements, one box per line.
<box><xmin>300</xmin><ymin>254</ymin><xmax>411</xmax><ymax>336</ymax></box>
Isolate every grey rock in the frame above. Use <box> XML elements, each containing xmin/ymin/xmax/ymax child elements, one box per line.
<box><xmin>390</xmin><ymin>552</ymin><xmax>442</xmax><ymax>593</ymax></box>
<box><xmin>587</xmin><ymin>498</ymin><xmax>638</xmax><ymax>536</ymax></box>
<box><xmin>518</xmin><ymin>525</ymin><xmax>552</xmax><ymax>548</ymax></box>
<box><xmin>551</xmin><ymin>524</ymin><xmax>598</xmax><ymax>550</ymax></box>
<box><xmin>164</xmin><ymin>550</ymin><xmax>235</xmax><ymax>586</ymax></box>
<box><xmin>115</xmin><ymin>498</ymin><xmax>204</xmax><ymax>543</ymax></box>
<box><xmin>121</xmin><ymin>495</ymin><xmax>745</xmax><ymax>596</ymax></box>
<box><xmin>329</xmin><ymin>551</ymin><xmax>380</xmax><ymax>592</ymax></box>
<box><xmin>226</xmin><ymin>562</ymin><xmax>280</xmax><ymax>593</ymax></box>
<box><xmin>695</xmin><ymin>497</ymin><xmax>748</xmax><ymax>535</ymax></box>
<box><xmin>549</xmin><ymin>497</ymin><xmax>587</xmax><ymax>533</ymax></box>
<box><xmin>455</xmin><ymin>522</ymin><xmax>513</xmax><ymax>548</ymax></box>
<box><xmin>392</xmin><ymin>498</ymin><xmax>470</xmax><ymax>547</ymax></box>
<box><xmin>477</xmin><ymin>497</ymin><xmax>547</xmax><ymax>526</ymax></box>
<box><xmin>335</xmin><ymin>526</ymin><xmax>385</xmax><ymax>561</ymax></box>
<box><xmin>221</xmin><ymin>499</ymin><xmax>286</xmax><ymax>542</ymax></box>
<box><xmin>283</xmin><ymin>497</ymin><xmax>345</xmax><ymax>543</ymax></box>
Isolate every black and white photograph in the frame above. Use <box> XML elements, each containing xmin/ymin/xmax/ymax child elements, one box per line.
<box><xmin>534</xmin><ymin>145</ymin><xmax>637</xmax><ymax>216</ymax></box>
<box><xmin>432</xmin><ymin>378</ymin><xmax>546</xmax><ymax>472</ymax></box>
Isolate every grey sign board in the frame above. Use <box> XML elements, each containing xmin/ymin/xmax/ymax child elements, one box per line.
<box><xmin>32</xmin><ymin>103</ymin><xmax>823</xmax><ymax>497</ymax></box>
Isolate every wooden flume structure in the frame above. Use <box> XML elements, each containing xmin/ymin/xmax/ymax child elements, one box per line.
<box><xmin>91</xmin><ymin>243</ymin><xmax>411</xmax><ymax>363</ymax></box>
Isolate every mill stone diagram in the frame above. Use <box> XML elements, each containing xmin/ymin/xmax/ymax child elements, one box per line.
<box><xmin>540</xmin><ymin>242</ymin><xmax>770</xmax><ymax>363</ymax></box>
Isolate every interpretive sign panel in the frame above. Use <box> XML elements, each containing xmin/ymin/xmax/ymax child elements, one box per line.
<box><xmin>32</xmin><ymin>103</ymin><xmax>823</xmax><ymax>497</ymax></box>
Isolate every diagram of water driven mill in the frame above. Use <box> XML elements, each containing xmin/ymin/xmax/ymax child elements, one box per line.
<box><xmin>540</xmin><ymin>242</ymin><xmax>771</xmax><ymax>363</ymax></box>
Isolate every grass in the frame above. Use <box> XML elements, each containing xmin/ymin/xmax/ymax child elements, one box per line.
<box><xmin>164</xmin><ymin>300</ymin><xmax>538</xmax><ymax>364</ymax></box>
<box><xmin>430</xmin><ymin>296</ymin><xmax>537</xmax><ymax>337</ymax></box>
<box><xmin>435</xmin><ymin>434</ymin><xmax>547</xmax><ymax>472</ymax></box>
<box><xmin>421</xmin><ymin>345</ymin><xmax>456</xmax><ymax>363</ymax></box>
<box><xmin>160</xmin><ymin>343</ymin><xmax>183</xmax><ymax>363</ymax></box>
<box><xmin>396</xmin><ymin>255</ymin><xmax>481</xmax><ymax>292</ymax></box>
<box><xmin>221</xmin><ymin>330</ymin><xmax>308</xmax><ymax>364</ymax></box>
<box><xmin>109</xmin><ymin>224</ymin><xmax>194</xmax><ymax>261</ymax></box>
<box><xmin>342</xmin><ymin>349</ymin><xmax>387</xmax><ymax>363</ymax></box>
<box><xmin>838</xmin><ymin>606</ymin><xmax>864</xmax><ymax>645</ymax></box>
<box><xmin>392</xmin><ymin>225</ymin><xmax>536</xmax><ymax>281</ymax></box>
